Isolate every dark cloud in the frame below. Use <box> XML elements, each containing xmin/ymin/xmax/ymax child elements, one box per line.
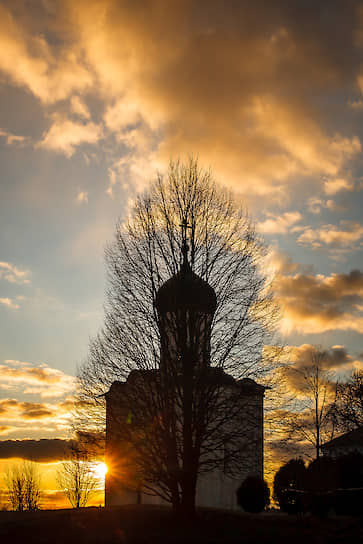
<box><xmin>276</xmin><ymin>269</ymin><xmax>363</xmax><ymax>333</ymax></box>
<box><xmin>0</xmin><ymin>436</ymin><xmax>104</xmax><ymax>462</ymax></box>
<box><xmin>278</xmin><ymin>343</ymin><xmax>363</xmax><ymax>400</ymax></box>
<box><xmin>290</xmin><ymin>344</ymin><xmax>356</xmax><ymax>371</ymax></box>
<box><xmin>0</xmin><ymin>439</ymin><xmax>74</xmax><ymax>462</ymax></box>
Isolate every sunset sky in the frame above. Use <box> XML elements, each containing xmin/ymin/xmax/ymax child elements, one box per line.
<box><xmin>1</xmin><ymin>0</ymin><xmax>363</xmax><ymax>507</ymax></box>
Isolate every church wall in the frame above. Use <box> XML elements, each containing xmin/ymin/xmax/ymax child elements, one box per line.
<box><xmin>105</xmin><ymin>382</ymin><xmax>264</xmax><ymax>509</ymax></box>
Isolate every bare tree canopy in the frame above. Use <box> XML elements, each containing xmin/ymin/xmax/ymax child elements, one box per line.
<box><xmin>56</xmin><ymin>443</ymin><xmax>100</xmax><ymax>509</ymax></box>
<box><xmin>282</xmin><ymin>346</ymin><xmax>338</xmax><ymax>460</ymax></box>
<box><xmin>77</xmin><ymin>158</ymin><xmax>279</xmax><ymax>516</ymax></box>
<box><xmin>5</xmin><ymin>461</ymin><xmax>41</xmax><ymax>511</ymax></box>
<box><xmin>333</xmin><ymin>370</ymin><xmax>363</xmax><ymax>431</ymax></box>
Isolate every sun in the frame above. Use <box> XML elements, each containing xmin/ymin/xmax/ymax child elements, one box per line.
<box><xmin>94</xmin><ymin>462</ymin><xmax>108</xmax><ymax>479</ymax></box>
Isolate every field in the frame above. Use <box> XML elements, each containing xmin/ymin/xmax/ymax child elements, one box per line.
<box><xmin>0</xmin><ymin>506</ymin><xmax>362</xmax><ymax>544</ymax></box>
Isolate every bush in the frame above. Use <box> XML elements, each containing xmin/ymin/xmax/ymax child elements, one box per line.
<box><xmin>237</xmin><ymin>475</ymin><xmax>270</xmax><ymax>513</ymax></box>
<box><xmin>278</xmin><ymin>489</ymin><xmax>306</xmax><ymax>515</ymax></box>
<box><xmin>273</xmin><ymin>458</ymin><xmax>307</xmax><ymax>512</ymax></box>
<box><xmin>336</xmin><ymin>451</ymin><xmax>363</xmax><ymax>489</ymax></box>
<box><xmin>333</xmin><ymin>488</ymin><xmax>363</xmax><ymax>516</ymax></box>
<box><xmin>306</xmin><ymin>457</ymin><xmax>338</xmax><ymax>493</ymax></box>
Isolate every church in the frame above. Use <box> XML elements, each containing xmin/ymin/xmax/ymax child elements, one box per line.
<box><xmin>105</xmin><ymin>235</ymin><xmax>266</xmax><ymax>510</ymax></box>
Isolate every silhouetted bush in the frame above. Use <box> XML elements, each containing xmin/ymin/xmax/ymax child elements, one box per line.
<box><xmin>306</xmin><ymin>457</ymin><xmax>338</xmax><ymax>493</ymax></box>
<box><xmin>336</xmin><ymin>451</ymin><xmax>363</xmax><ymax>489</ymax></box>
<box><xmin>333</xmin><ymin>488</ymin><xmax>363</xmax><ymax>516</ymax></box>
<box><xmin>309</xmin><ymin>491</ymin><xmax>333</xmax><ymax>518</ymax></box>
<box><xmin>273</xmin><ymin>459</ymin><xmax>307</xmax><ymax>512</ymax></box>
<box><xmin>237</xmin><ymin>475</ymin><xmax>270</xmax><ymax>513</ymax></box>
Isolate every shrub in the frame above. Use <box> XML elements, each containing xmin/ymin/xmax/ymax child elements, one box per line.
<box><xmin>333</xmin><ymin>488</ymin><xmax>363</xmax><ymax>516</ymax></box>
<box><xmin>306</xmin><ymin>457</ymin><xmax>338</xmax><ymax>493</ymax></box>
<box><xmin>273</xmin><ymin>458</ymin><xmax>307</xmax><ymax>512</ymax></box>
<box><xmin>237</xmin><ymin>475</ymin><xmax>270</xmax><ymax>513</ymax></box>
<box><xmin>336</xmin><ymin>451</ymin><xmax>363</xmax><ymax>489</ymax></box>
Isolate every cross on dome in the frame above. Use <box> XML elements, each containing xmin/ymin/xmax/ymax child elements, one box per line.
<box><xmin>180</xmin><ymin>216</ymin><xmax>192</xmax><ymax>263</ymax></box>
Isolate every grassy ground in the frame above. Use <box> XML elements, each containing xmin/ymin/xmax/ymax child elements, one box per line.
<box><xmin>0</xmin><ymin>505</ymin><xmax>362</xmax><ymax>543</ymax></box>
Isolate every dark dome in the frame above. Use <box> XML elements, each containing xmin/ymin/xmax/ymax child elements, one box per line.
<box><xmin>155</xmin><ymin>260</ymin><xmax>217</xmax><ymax>314</ymax></box>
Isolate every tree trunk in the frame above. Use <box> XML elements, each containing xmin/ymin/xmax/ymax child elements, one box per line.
<box><xmin>180</xmin><ymin>476</ymin><xmax>197</xmax><ymax>519</ymax></box>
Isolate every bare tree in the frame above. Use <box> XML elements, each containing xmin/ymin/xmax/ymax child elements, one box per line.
<box><xmin>57</xmin><ymin>443</ymin><xmax>99</xmax><ymax>508</ymax></box>
<box><xmin>332</xmin><ymin>370</ymin><xmax>363</xmax><ymax>431</ymax></box>
<box><xmin>284</xmin><ymin>347</ymin><xmax>337</xmax><ymax>460</ymax></box>
<box><xmin>5</xmin><ymin>461</ymin><xmax>41</xmax><ymax>511</ymax></box>
<box><xmin>77</xmin><ymin>158</ymin><xmax>279</xmax><ymax>516</ymax></box>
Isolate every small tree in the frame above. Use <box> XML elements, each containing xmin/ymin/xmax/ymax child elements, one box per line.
<box><xmin>273</xmin><ymin>458</ymin><xmax>306</xmax><ymax>512</ymax></box>
<box><xmin>57</xmin><ymin>443</ymin><xmax>99</xmax><ymax>508</ymax></box>
<box><xmin>5</xmin><ymin>461</ymin><xmax>41</xmax><ymax>511</ymax></box>
<box><xmin>284</xmin><ymin>347</ymin><xmax>337</xmax><ymax>459</ymax></box>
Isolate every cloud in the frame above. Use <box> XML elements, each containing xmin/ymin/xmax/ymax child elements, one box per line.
<box><xmin>0</xmin><ymin>435</ymin><xmax>104</xmax><ymax>462</ymax></box>
<box><xmin>0</xmin><ymin>426</ymin><xmax>11</xmax><ymax>435</ymax></box>
<box><xmin>0</xmin><ymin>1</ymin><xmax>361</xmax><ymax>196</ymax></box>
<box><xmin>306</xmin><ymin>197</ymin><xmax>344</xmax><ymax>214</ymax></box>
<box><xmin>0</xmin><ymin>398</ymin><xmax>55</xmax><ymax>420</ymax></box>
<box><xmin>0</xmin><ymin>129</ymin><xmax>26</xmax><ymax>145</ymax></box>
<box><xmin>0</xmin><ymin>438</ymin><xmax>76</xmax><ymax>462</ymax></box>
<box><xmin>297</xmin><ymin>221</ymin><xmax>363</xmax><ymax>249</ymax></box>
<box><xmin>265</xmin><ymin>247</ymin><xmax>312</xmax><ymax>277</ymax></box>
<box><xmin>76</xmin><ymin>191</ymin><xmax>88</xmax><ymax>204</ymax></box>
<box><xmin>67</xmin><ymin>1</ymin><xmax>362</xmax><ymax>194</ymax></box>
<box><xmin>258</xmin><ymin>211</ymin><xmax>302</xmax><ymax>234</ymax></box>
<box><xmin>0</xmin><ymin>395</ymin><xmax>84</xmax><ymax>437</ymax></box>
<box><xmin>275</xmin><ymin>268</ymin><xmax>363</xmax><ymax>334</ymax></box>
<box><xmin>38</xmin><ymin>115</ymin><xmax>102</xmax><ymax>157</ymax></box>
<box><xmin>324</xmin><ymin>178</ymin><xmax>354</xmax><ymax>195</ymax></box>
<box><xmin>70</xmin><ymin>96</ymin><xmax>90</xmax><ymax>119</ymax></box>
<box><xmin>0</xmin><ymin>262</ymin><xmax>30</xmax><ymax>284</ymax></box>
<box><xmin>275</xmin><ymin>344</ymin><xmax>362</xmax><ymax>403</ymax></box>
<box><xmin>287</xmin><ymin>343</ymin><xmax>360</xmax><ymax>372</ymax></box>
<box><xmin>0</xmin><ymin>4</ymin><xmax>92</xmax><ymax>104</ymax></box>
<box><xmin>0</xmin><ymin>360</ymin><xmax>76</xmax><ymax>398</ymax></box>
<box><xmin>0</xmin><ymin>297</ymin><xmax>20</xmax><ymax>310</ymax></box>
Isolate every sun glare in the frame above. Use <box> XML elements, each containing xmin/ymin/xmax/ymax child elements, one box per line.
<box><xmin>94</xmin><ymin>462</ymin><xmax>108</xmax><ymax>479</ymax></box>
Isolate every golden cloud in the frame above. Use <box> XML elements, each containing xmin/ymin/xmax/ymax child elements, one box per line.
<box><xmin>258</xmin><ymin>211</ymin><xmax>302</xmax><ymax>234</ymax></box>
<box><xmin>297</xmin><ymin>221</ymin><xmax>363</xmax><ymax>249</ymax></box>
<box><xmin>0</xmin><ymin>398</ymin><xmax>55</xmax><ymax>420</ymax></box>
<box><xmin>38</xmin><ymin>115</ymin><xmax>103</xmax><ymax>157</ymax></box>
<box><xmin>0</xmin><ymin>1</ymin><xmax>361</xmax><ymax>195</ymax></box>
<box><xmin>0</xmin><ymin>360</ymin><xmax>76</xmax><ymax>398</ymax></box>
<box><xmin>0</xmin><ymin>4</ymin><xmax>92</xmax><ymax>103</ymax></box>
<box><xmin>324</xmin><ymin>177</ymin><xmax>354</xmax><ymax>195</ymax></box>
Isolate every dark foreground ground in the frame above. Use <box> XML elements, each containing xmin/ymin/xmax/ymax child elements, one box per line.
<box><xmin>0</xmin><ymin>505</ymin><xmax>362</xmax><ymax>544</ymax></box>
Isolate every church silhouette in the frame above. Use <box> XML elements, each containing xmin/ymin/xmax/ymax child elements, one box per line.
<box><xmin>105</xmin><ymin>233</ymin><xmax>265</xmax><ymax>509</ymax></box>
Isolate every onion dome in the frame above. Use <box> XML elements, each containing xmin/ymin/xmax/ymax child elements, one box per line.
<box><xmin>155</xmin><ymin>253</ymin><xmax>217</xmax><ymax>314</ymax></box>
